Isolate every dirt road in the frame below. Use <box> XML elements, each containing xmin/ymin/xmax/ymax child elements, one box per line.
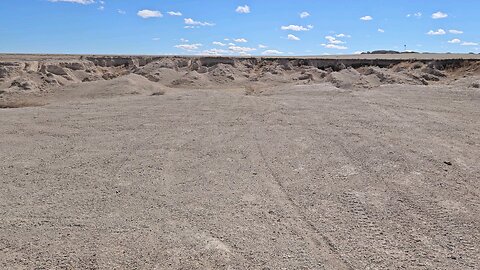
<box><xmin>1</xmin><ymin>84</ymin><xmax>479</xmax><ymax>269</ymax></box>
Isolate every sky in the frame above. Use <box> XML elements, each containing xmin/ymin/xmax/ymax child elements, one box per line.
<box><xmin>0</xmin><ymin>0</ymin><xmax>479</xmax><ymax>56</ymax></box>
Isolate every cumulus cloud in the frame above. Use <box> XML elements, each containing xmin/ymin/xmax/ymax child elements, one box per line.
<box><xmin>360</xmin><ymin>15</ymin><xmax>373</xmax><ymax>21</ymax></box>
<box><xmin>48</xmin><ymin>0</ymin><xmax>95</xmax><ymax>4</ymax></box>
<box><xmin>287</xmin><ymin>34</ymin><xmax>300</xmax><ymax>41</ymax></box>
<box><xmin>184</xmin><ymin>18</ymin><xmax>214</xmax><ymax>26</ymax></box>
<box><xmin>322</xmin><ymin>36</ymin><xmax>347</xmax><ymax>49</ymax></box>
<box><xmin>180</xmin><ymin>38</ymin><xmax>189</xmax><ymax>43</ymax></box>
<box><xmin>202</xmin><ymin>49</ymin><xmax>228</xmax><ymax>55</ymax></box>
<box><xmin>325</xmin><ymin>36</ymin><xmax>345</xmax><ymax>44</ymax></box>
<box><xmin>117</xmin><ymin>9</ymin><xmax>126</xmax><ymax>15</ymax></box>
<box><xmin>280</xmin><ymin>24</ymin><xmax>312</xmax><ymax>31</ymax></box>
<box><xmin>228</xmin><ymin>46</ymin><xmax>256</xmax><ymax>53</ymax></box>
<box><xmin>234</xmin><ymin>38</ymin><xmax>248</xmax><ymax>43</ymax></box>
<box><xmin>175</xmin><ymin>43</ymin><xmax>202</xmax><ymax>51</ymax></box>
<box><xmin>137</xmin><ymin>10</ymin><xmax>162</xmax><ymax>18</ymax></box>
<box><xmin>461</xmin><ymin>42</ymin><xmax>478</xmax><ymax>46</ymax></box>
<box><xmin>335</xmin><ymin>33</ymin><xmax>351</xmax><ymax>38</ymax></box>
<box><xmin>236</xmin><ymin>5</ymin><xmax>250</xmax><ymax>14</ymax></box>
<box><xmin>427</xmin><ymin>29</ymin><xmax>446</xmax><ymax>35</ymax></box>
<box><xmin>258</xmin><ymin>44</ymin><xmax>268</xmax><ymax>49</ymax></box>
<box><xmin>321</xmin><ymin>44</ymin><xmax>348</xmax><ymax>50</ymax></box>
<box><xmin>167</xmin><ymin>11</ymin><xmax>182</xmax><ymax>16</ymax></box>
<box><xmin>432</xmin><ymin>11</ymin><xmax>448</xmax><ymax>19</ymax></box>
<box><xmin>378</xmin><ymin>28</ymin><xmax>385</xmax><ymax>33</ymax></box>
<box><xmin>449</xmin><ymin>29</ymin><xmax>463</xmax><ymax>34</ymax></box>
<box><xmin>448</xmin><ymin>39</ymin><xmax>461</xmax><ymax>44</ymax></box>
<box><xmin>213</xmin><ymin>41</ymin><xmax>226</xmax><ymax>46</ymax></box>
<box><xmin>262</xmin><ymin>50</ymin><xmax>284</xmax><ymax>55</ymax></box>
<box><xmin>300</xmin><ymin>12</ymin><xmax>310</xmax><ymax>18</ymax></box>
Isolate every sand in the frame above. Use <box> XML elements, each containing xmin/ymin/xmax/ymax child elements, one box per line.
<box><xmin>0</xmin><ymin>54</ymin><xmax>479</xmax><ymax>269</ymax></box>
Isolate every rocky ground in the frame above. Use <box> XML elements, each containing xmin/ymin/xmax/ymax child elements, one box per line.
<box><xmin>0</xmin><ymin>54</ymin><xmax>479</xmax><ymax>269</ymax></box>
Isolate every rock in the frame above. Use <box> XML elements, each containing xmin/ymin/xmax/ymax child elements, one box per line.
<box><xmin>24</xmin><ymin>62</ymin><xmax>39</xmax><ymax>73</ymax></box>
<box><xmin>45</xmin><ymin>65</ymin><xmax>68</xmax><ymax>76</ymax></box>
<box><xmin>297</xmin><ymin>73</ymin><xmax>313</xmax><ymax>80</ymax></box>
<box><xmin>10</xmin><ymin>79</ymin><xmax>36</xmax><ymax>90</ymax></box>
<box><xmin>60</xmin><ymin>62</ymin><xmax>86</xmax><ymax>71</ymax></box>
<box><xmin>198</xmin><ymin>66</ymin><xmax>208</xmax><ymax>74</ymax></box>
<box><xmin>421</xmin><ymin>74</ymin><xmax>440</xmax><ymax>81</ymax></box>
<box><xmin>102</xmin><ymin>73</ymin><xmax>118</xmax><ymax>80</ymax></box>
<box><xmin>334</xmin><ymin>62</ymin><xmax>346</xmax><ymax>71</ymax></box>
<box><xmin>422</xmin><ymin>67</ymin><xmax>446</xmax><ymax>77</ymax></box>
<box><xmin>0</xmin><ymin>67</ymin><xmax>9</xmax><ymax>79</ymax></box>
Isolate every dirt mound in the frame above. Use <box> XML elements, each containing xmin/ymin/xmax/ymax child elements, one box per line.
<box><xmin>50</xmin><ymin>74</ymin><xmax>166</xmax><ymax>100</ymax></box>
<box><xmin>0</xmin><ymin>59</ymin><xmax>131</xmax><ymax>93</ymax></box>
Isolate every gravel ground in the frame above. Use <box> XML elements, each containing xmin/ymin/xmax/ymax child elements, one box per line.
<box><xmin>0</xmin><ymin>83</ymin><xmax>479</xmax><ymax>269</ymax></box>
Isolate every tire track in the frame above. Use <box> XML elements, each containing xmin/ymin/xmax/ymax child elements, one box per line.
<box><xmin>248</xmin><ymin>95</ymin><xmax>354</xmax><ymax>270</ymax></box>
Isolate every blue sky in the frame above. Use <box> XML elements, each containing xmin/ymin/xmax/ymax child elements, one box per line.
<box><xmin>0</xmin><ymin>0</ymin><xmax>479</xmax><ymax>55</ymax></box>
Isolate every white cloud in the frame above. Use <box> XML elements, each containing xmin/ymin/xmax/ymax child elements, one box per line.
<box><xmin>228</xmin><ymin>42</ymin><xmax>236</xmax><ymax>46</ymax></box>
<box><xmin>234</xmin><ymin>38</ymin><xmax>248</xmax><ymax>43</ymax></box>
<box><xmin>258</xmin><ymin>44</ymin><xmax>268</xmax><ymax>49</ymax></box>
<box><xmin>353</xmin><ymin>51</ymin><xmax>363</xmax><ymax>55</ymax></box>
<box><xmin>228</xmin><ymin>46</ymin><xmax>256</xmax><ymax>53</ymax></box>
<box><xmin>449</xmin><ymin>29</ymin><xmax>463</xmax><ymax>34</ymax></box>
<box><xmin>184</xmin><ymin>18</ymin><xmax>214</xmax><ymax>26</ymax></box>
<box><xmin>287</xmin><ymin>34</ymin><xmax>300</xmax><ymax>41</ymax></box>
<box><xmin>325</xmin><ymin>36</ymin><xmax>345</xmax><ymax>44</ymax></box>
<box><xmin>117</xmin><ymin>9</ymin><xmax>126</xmax><ymax>15</ymax></box>
<box><xmin>152</xmin><ymin>38</ymin><xmax>160</xmax><ymax>41</ymax></box>
<box><xmin>427</xmin><ymin>29</ymin><xmax>446</xmax><ymax>35</ymax></box>
<box><xmin>300</xmin><ymin>12</ymin><xmax>310</xmax><ymax>18</ymax></box>
<box><xmin>335</xmin><ymin>33</ymin><xmax>351</xmax><ymax>38</ymax></box>
<box><xmin>378</xmin><ymin>28</ymin><xmax>385</xmax><ymax>33</ymax></box>
<box><xmin>322</xmin><ymin>35</ymin><xmax>347</xmax><ymax>49</ymax></box>
<box><xmin>360</xmin><ymin>15</ymin><xmax>373</xmax><ymax>21</ymax></box>
<box><xmin>137</xmin><ymin>10</ymin><xmax>162</xmax><ymax>18</ymax></box>
<box><xmin>202</xmin><ymin>49</ymin><xmax>228</xmax><ymax>55</ymax></box>
<box><xmin>180</xmin><ymin>38</ymin><xmax>189</xmax><ymax>43</ymax></box>
<box><xmin>448</xmin><ymin>39</ymin><xmax>461</xmax><ymax>44</ymax></box>
<box><xmin>48</xmin><ymin>0</ymin><xmax>95</xmax><ymax>4</ymax></box>
<box><xmin>175</xmin><ymin>43</ymin><xmax>202</xmax><ymax>51</ymax></box>
<box><xmin>236</xmin><ymin>5</ymin><xmax>250</xmax><ymax>14</ymax></box>
<box><xmin>461</xmin><ymin>42</ymin><xmax>478</xmax><ymax>46</ymax></box>
<box><xmin>432</xmin><ymin>11</ymin><xmax>448</xmax><ymax>19</ymax></box>
<box><xmin>321</xmin><ymin>44</ymin><xmax>348</xmax><ymax>50</ymax></box>
<box><xmin>262</xmin><ymin>50</ymin><xmax>284</xmax><ymax>55</ymax></box>
<box><xmin>167</xmin><ymin>11</ymin><xmax>182</xmax><ymax>16</ymax></box>
<box><xmin>407</xmin><ymin>12</ymin><xmax>422</xmax><ymax>18</ymax></box>
<box><xmin>213</xmin><ymin>41</ymin><xmax>226</xmax><ymax>46</ymax></box>
<box><xmin>281</xmin><ymin>25</ymin><xmax>312</xmax><ymax>31</ymax></box>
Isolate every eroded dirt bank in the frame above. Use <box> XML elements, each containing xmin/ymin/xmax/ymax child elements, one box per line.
<box><xmin>1</xmin><ymin>54</ymin><xmax>480</xmax><ymax>95</ymax></box>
